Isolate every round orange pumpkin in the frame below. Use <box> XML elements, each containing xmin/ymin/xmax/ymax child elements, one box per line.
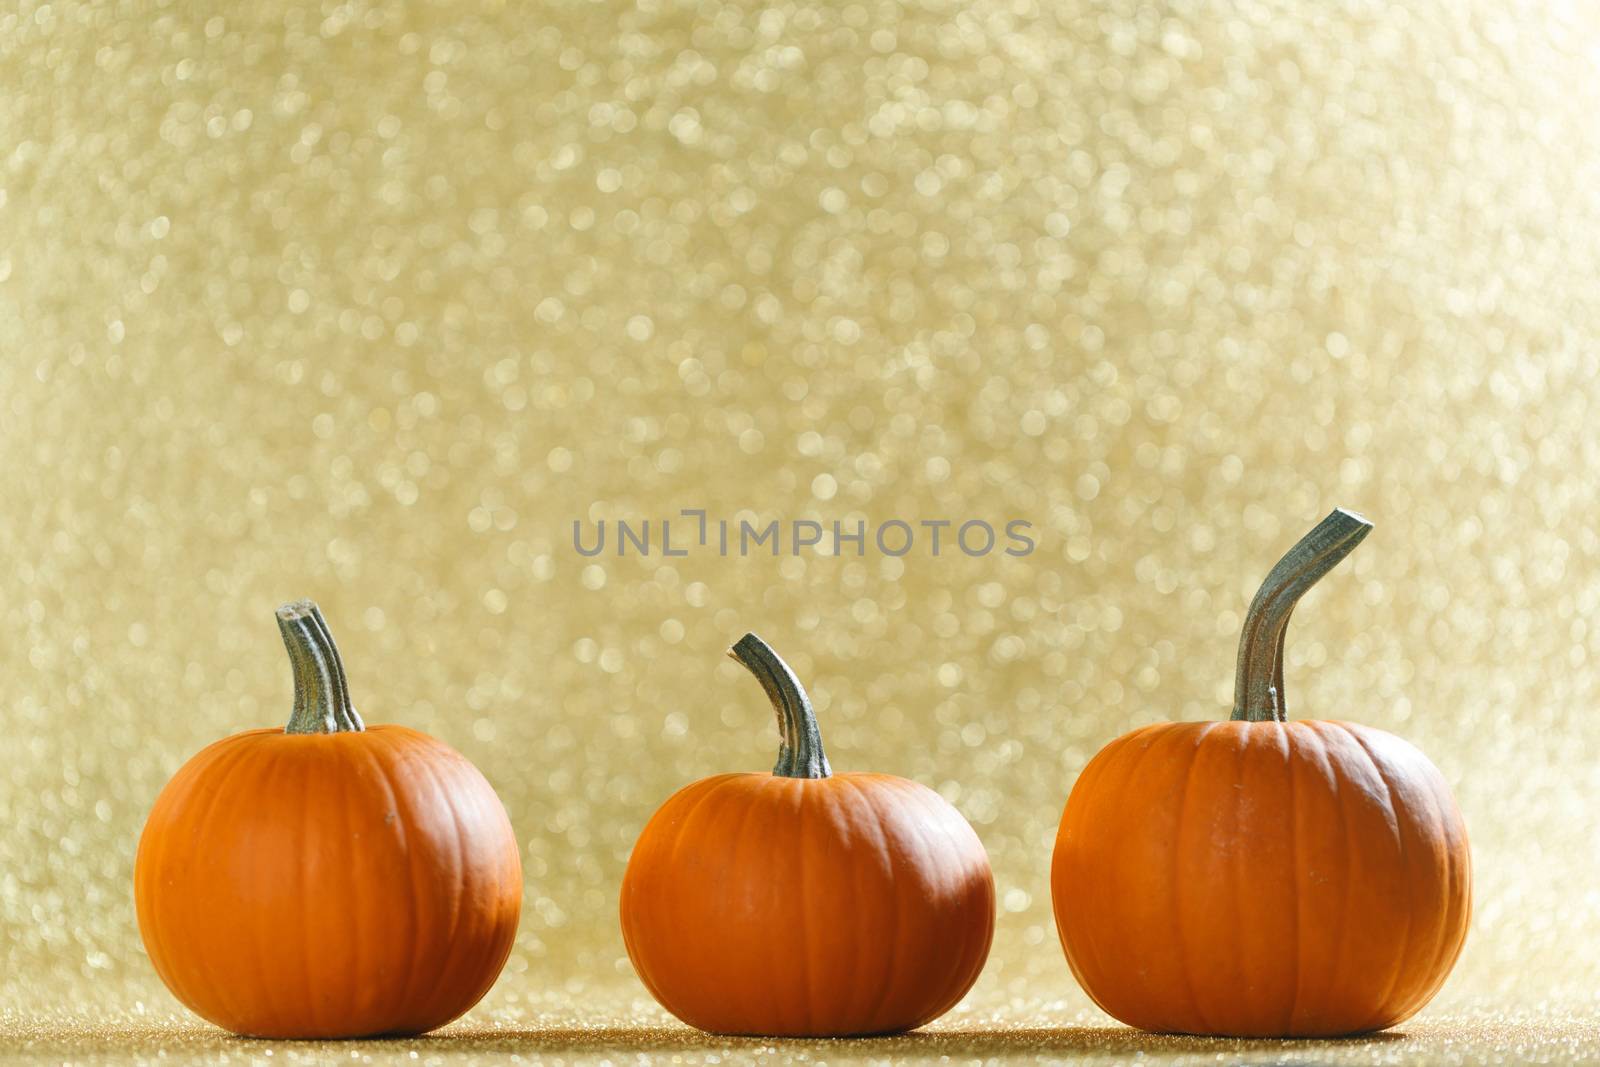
<box><xmin>620</xmin><ymin>633</ymin><xmax>995</xmax><ymax>1036</ymax></box>
<box><xmin>1052</xmin><ymin>510</ymin><xmax>1471</xmax><ymax>1037</ymax></box>
<box><xmin>135</xmin><ymin>600</ymin><xmax>523</xmax><ymax>1038</ymax></box>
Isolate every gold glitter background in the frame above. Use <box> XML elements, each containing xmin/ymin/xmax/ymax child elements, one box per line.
<box><xmin>5</xmin><ymin>0</ymin><xmax>1600</xmax><ymax>1062</ymax></box>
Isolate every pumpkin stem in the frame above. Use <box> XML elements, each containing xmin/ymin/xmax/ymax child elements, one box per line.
<box><xmin>728</xmin><ymin>633</ymin><xmax>831</xmax><ymax>779</ymax></box>
<box><xmin>1231</xmin><ymin>508</ymin><xmax>1373</xmax><ymax>723</ymax></box>
<box><xmin>277</xmin><ymin>599</ymin><xmax>365</xmax><ymax>734</ymax></box>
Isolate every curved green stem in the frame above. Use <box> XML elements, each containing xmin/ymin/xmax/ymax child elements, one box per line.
<box><xmin>728</xmin><ymin>633</ymin><xmax>831</xmax><ymax>779</ymax></box>
<box><xmin>1231</xmin><ymin>508</ymin><xmax>1373</xmax><ymax>723</ymax></box>
<box><xmin>277</xmin><ymin>599</ymin><xmax>365</xmax><ymax>734</ymax></box>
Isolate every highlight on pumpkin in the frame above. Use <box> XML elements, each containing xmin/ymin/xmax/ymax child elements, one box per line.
<box><xmin>133</xmin><ymin>599</ymin><xmax>524</xmax><ymax>1039</ymax></box>
<box><xmin>618</xmin><ymin>631</ymin><xmax>996</xmax><ymax>1037</ymax></box>
<box><xmin>1050</xmin><ymin>510</ymin><xmax>1472</xmax><ymax>1037</ymax></box>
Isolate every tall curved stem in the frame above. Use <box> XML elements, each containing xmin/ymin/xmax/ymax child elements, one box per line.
<box><xmin>278</xmin><ymin>599</ymin><xmax>365</xmax><ymax>734</ymax></box>
<box><xmin>728</xmin><ymin>633</ymin><xmax>831</xmax><ymax>779</ymax></box>
<box><xmin>1232</xmin><ymin>509</ymin><xmax>1372</xmax><ymax>723</ymax></box>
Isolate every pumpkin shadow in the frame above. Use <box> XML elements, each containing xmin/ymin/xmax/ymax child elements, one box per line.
<box><xmin>408</xmin><ymin>1023</ymin><xmax>1412</xmax><ymax>1058</ymax></box>
<box><xmin>899</xmin><ymin>1025</ymin><xmax>1409</xmax><ymax>1058</ymax></box>
<box><xmin>0</xmin><ymin>1021</ymin><xmax>1410</xmax><ymax>1062</ymax></box>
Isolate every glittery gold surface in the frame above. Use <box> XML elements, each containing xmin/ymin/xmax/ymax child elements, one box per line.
<box><xmin>6</xmin><ymin>1011</ymin><xmax>1600</xmax><ymax>1067</ymax></box>
<box><xmin>4</xmin><ymin>0</ymin><xmax>1600</xmax><ymax>1062</ymax></box>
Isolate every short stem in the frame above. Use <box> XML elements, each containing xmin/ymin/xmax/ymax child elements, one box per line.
<box><xmin>728</xmin><ymin>633</ymin><xmax>831</xmax><ymax>779</ymax></box>
<box><xmin>1231</xmin><ymin>508</ymin><xmax>1373</xmax><ymax>723</ymax></box>
<box><xmin>277</xmin><ymin>599</ymin><xmax>365</xmax><ymax>734</ymax></box>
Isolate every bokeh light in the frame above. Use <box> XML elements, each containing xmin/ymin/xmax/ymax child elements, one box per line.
<box><xmin>3</xmin><ymin>0</ymin><xmax>1600</xmax><ymax>1061</ymax></box>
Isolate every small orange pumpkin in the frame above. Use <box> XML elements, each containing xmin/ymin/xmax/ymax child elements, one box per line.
<box><xmin>135</xmin><ymin>600</ymin><xmax>522</xmax><ymax>1038</ymax></box>
<box><xmin>620</xmin><ymin>633</ymin><xmax>995</xmax><ymax>1036</ymax></box>
<box><xmin>1052</xmin><ymin>510</ymin><xmax>1471</xmax><ymax>1037</ymax></box>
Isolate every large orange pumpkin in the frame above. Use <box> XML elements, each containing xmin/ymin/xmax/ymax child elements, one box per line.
<box><xmin>620</xmin><ymin>633</ymin><xmax>995</xmax><ymax>1036</ymax></box>
<box><xmin>135</xmin><ymin>600</ymin><xmax>523</xmax><ymax>1038</ymax></box>
<box><xmin>1051</xmin><ymin>510</ymin><xmax>1471</xmax><ymax>1037</ymax></box>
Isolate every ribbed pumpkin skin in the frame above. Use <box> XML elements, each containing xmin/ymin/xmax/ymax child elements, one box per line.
<box><xmin>620</xmin><ymin>772</ymin><xmax>995</xmax><ymax>1036</ymax></box>
<box><xmin>1052</xmin><ymin>719</ymin><xmax>1471</xmax><ymax>1037</ymax></box>
<box><xmin>135</xmin><ymin>725</ymin><xmax>522</xmax><ymax>1038</ymax></box>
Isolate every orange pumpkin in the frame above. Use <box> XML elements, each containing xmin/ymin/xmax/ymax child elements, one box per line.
<box><xmin>1052</xmin><ymin>510</ymin><xmax>1471</xmax><ymax>1037</ymax></box>
<box><xmin>620</xmin><ymin>633</ymin><xmax>995</xmax><ymax>1036</ymax></box>
<box><xmin>135</xmin><ymin>600</ymin><xmax>522</xmax><ymax>1038</ymax></box>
